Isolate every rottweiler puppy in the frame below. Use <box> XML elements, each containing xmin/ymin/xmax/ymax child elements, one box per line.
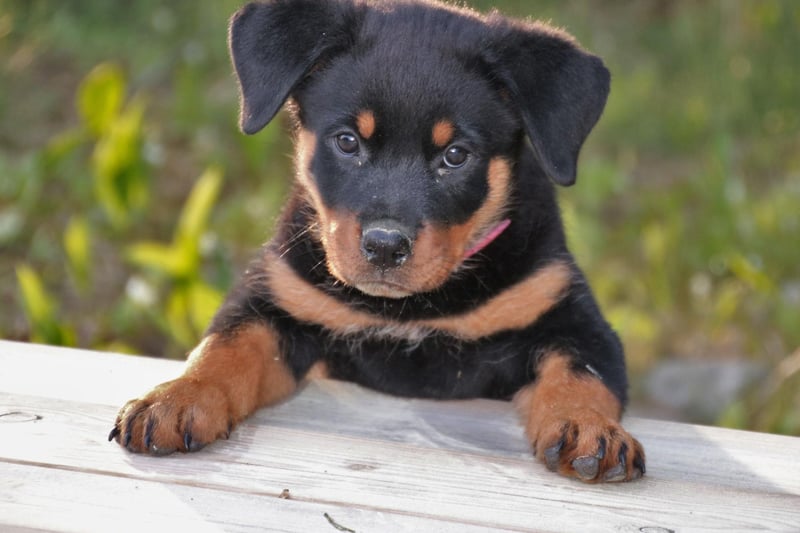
<box><xmin>110</xmin><ymin>0</ymin><xmax>645</xmax><ymax>483</ymax></box>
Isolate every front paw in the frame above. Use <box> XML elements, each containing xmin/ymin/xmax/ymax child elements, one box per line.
<box><xmin>532</xmin><ymin>410</ymin><xmax>645</xmax><ymax>482</ymax></box>
<box><xmin>108</xmin><ymin>378</ymin><xmax>234</xmax><ymax>455</ymax></box>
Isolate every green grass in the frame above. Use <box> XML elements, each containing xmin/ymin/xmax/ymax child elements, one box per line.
<box><xmin>1</xmin><ymin>0</ymin><xmax>798</xmax><ymax>434</ymax></box>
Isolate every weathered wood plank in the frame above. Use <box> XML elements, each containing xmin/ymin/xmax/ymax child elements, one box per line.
<box><xmin>0</xmin><ymin>461</ymin><xmax>505</xmax><ymax>533</ymax></box>
<box><xmin>2</xmin><ymin>392</ymin><xmax>800</xmax><ymax>532</ymax></box>
<box><xmin>1</xmin><ymin>340</ymin><xmax>799</xmax><ymax>532</ymax></box>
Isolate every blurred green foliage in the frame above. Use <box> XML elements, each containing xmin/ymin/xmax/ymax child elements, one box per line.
<box><xmin>126</xmin><ymin>164</ymin><xmax>225</xmax><ymax>347</ymax></box>
<box><xmin>15</xmin><ymin>263</ymin><xmax>76</xmax><ymax>346</ymax></box>
<box><xmin>0</xmin><ymin>1</ymin><xmax>798</xmax><ymax>434</ymax></box>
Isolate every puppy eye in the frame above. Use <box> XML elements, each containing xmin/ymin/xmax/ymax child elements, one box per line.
<box><xmin>443</xmin><ymin>145</ymin><xmax>469</xmax><ymax>168</ymax></box>
<box><xmin>335</xmin><ymin>133</ymin><xmax>360</xmax><ymax>155</ymax></box>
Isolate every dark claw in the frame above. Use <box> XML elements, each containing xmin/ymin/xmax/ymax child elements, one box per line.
<box><xmin>603</xmin><ymin>463</ymin><xmax>626</xmax><ymax>482</ymax></box>
<box><xmin>123</xmin><ymin>421</ymin><xmax>133</xmax><ymax>449</ymax></box>
<box><xmin>144</xmin><ymin>417</ymin><xmax>155</xmax><ymax>450</ymax></box>
<box><xmin>123</xmin><ymin>405</ymin><xmax>146</xmax><ymax>450</ymax></box>
<box><xmin>618</xmin><ymin>442</ymin><xmax>628</xmax><ymax>468</ymax></box>
<box><xmin>182</xmin><ymin>430</ymin><xmax>206</xmax><ymax>452</ymax></box>
<box><xmin>633</xmin><ymin>454</ymin><xmax>646</xmax><ymax>477</ymax></box>
<box><xmin>188</xmin><ymin>440</ymin><xmax>206</xmax><ymax>453</ymax></box>
<box><xmin>572</xmin><ymin>455</ymin><xmax>599</xmax><ymax>480</ymax></box>
<box><xmin>544</xmin><ymin>438</ymin><xmax>565</xmax><ymax>471</ymax></box>
<box><xmin>596</xmin><ymin>437</ymin><xmax>607</xmax><ymax>460</ymax></box>
<box><xmin>108</xmin><ymin>426</ymin><xmax>120</xmax><ymax>442</ymax></box>
<box><xmin>601</xmin><ymin>440</ymin><xmax>632</xmax><ymax>482</ymax></box>
<box><xmin>150</xmin><ymin>443</ymin><xmax>176</xmax><ymax>456</ymax></box>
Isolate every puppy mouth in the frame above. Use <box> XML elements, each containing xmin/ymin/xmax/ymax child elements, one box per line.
<box><xmin>353</xmin><ymin>280</ymin><xmax>414</xmax><ymax>299</ymax></box>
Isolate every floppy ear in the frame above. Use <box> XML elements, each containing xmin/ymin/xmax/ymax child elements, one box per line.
<box><xmin>486</xmin><ymin>19</ymin><xmax>610</xmax><ymax>186</ymax></box>
<box><xmin>229</xmin><ymin>0</ymin><xmax>358</xmax><ymax>134</ymax></box>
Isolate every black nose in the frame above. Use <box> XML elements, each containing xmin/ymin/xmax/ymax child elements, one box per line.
<box><xmin>360</xmin><ymin>226</ymin><xmax>412</xmax><ymax>269</ymax></box>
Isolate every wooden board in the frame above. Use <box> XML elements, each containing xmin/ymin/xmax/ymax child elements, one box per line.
<box><xmin>1</xmin><ymin>340</ymin><xmax>799</xmax><ymax>532</ymax></box>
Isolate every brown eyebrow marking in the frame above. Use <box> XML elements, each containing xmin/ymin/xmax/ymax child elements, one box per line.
<box><xmin>432</xmin><ymin>119</ymin><xmax>455</xmax><ymax>148</ymax></box>
<box><xmin>356</xmin><ymin>110</ymin><xmax>376</xmax><ymax>140</ymax></box>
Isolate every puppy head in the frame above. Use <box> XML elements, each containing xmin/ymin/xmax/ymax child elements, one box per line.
<box><xmin>229</xmin><ymin>0</ymin><xmax>609</xmax><ymax>298</ymax></box>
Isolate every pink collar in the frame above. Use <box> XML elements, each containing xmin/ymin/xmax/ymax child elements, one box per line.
<box><xmin>463</xmin><ymin>219</ymin><xmax>511</xmax><ymax>259</ymax></box>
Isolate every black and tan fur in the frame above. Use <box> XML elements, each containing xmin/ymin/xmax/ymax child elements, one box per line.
<box><xmin>110</xmin><ymin>0</ymin><xmax>645</xmax><ymax>483</ymax></box>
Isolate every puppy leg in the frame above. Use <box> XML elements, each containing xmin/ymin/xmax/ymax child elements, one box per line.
<box><xmin>515</xmin><ymin>353</ymin><xmax>645</xmax><ymax>482</ymax></box>
<box><xmin>109</xmin><ymin>323</ymin><xmax>296</xmax><ymax>455</ymax></box>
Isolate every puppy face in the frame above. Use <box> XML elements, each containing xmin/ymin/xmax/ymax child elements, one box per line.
<box><xmin>293</xmin><ymin>45</ymin><xmax>519</xmax><ymax>297</ymax></box>
<box><xmin>229</xmin><ymin>0</ymin><xmax>610</xmax><ymax>297</ymax></box>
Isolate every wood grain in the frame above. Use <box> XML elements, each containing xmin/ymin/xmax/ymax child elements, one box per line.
<box><xmin>1</xmin><ymin>340</ymin><xmax>799</xmax><ymax>532</ymax></box>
